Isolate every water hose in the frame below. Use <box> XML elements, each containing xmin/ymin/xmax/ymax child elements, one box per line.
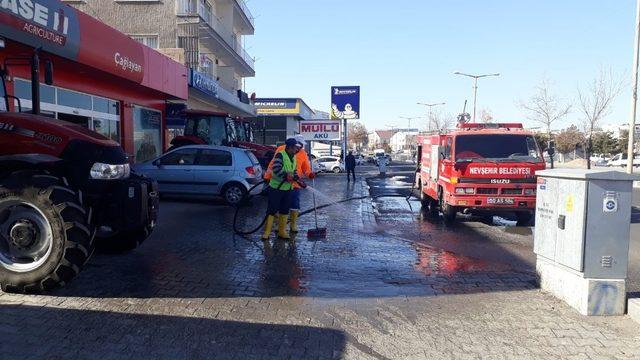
<box><xmin>233</xmin><ymin>173</ymin><xmax>420</xmax><ymax>236</ymax></box>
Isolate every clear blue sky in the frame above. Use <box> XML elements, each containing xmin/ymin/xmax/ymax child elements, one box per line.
<box><xmin>244</xmin><ymin>0</ymin><xmax>634</xmax><ymax>132</ymax></box>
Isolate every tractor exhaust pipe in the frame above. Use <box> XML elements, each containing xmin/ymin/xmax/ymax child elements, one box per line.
<box><xmin>30</xmin><ymin>50</ymin><xmax>40</xmax><ymax>115</ymax></box>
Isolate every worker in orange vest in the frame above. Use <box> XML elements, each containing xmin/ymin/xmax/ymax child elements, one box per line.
<box><xmin>264</xmin><ymin>135</ymin><xmax>316</xmax><ymax>233</ymax></box>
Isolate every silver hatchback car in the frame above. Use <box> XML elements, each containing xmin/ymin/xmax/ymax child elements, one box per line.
<box><xmin>134</xmin><ymin>145</ymin><xmax>264</xmax><ymax>205</ymax></box>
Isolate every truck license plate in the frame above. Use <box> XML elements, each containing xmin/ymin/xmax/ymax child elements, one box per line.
<box><xmin>487</xmin><ymin>197</ymin><xmax>515</xmax><ymax>205</ymax></box>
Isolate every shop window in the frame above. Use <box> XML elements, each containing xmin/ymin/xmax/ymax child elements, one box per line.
<box><xmin>58</xmin><ymin>88</ymin><xmax>92</xmax><ymax>110</ymax></box>
<box><xmin>93</xmin><ymin>118</ymin><xmax>120</xmax><ymax>142</ymax></box>
<box><xmin>93</xmin><ymin>97</ymin><xmax>120</xmax><ymax>115</ymax></box>
<box><xmin>133</xmin><ymin>106</ymin><xmax>162</xmax><ymax>163</ymax></box>
<box><xmin>14</xmin><ymin>79</ymin><xmax>55</xmax><ymax>104</ymax></box>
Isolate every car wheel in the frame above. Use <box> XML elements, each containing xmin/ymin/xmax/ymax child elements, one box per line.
<box><xmin>223</xmin><ymin>183</ymin><xmax>247</xmax><ymax>206</ymax></box>
<box><xmin>332</xmin><ymin>167</ymin><xmax>341</xmax><ymax>174</ymax></box>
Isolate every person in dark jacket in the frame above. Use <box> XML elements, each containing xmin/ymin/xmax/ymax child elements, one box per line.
<box><xmin>345</xmin><ymin>151</ymin><xmax>356</xmax><ymax>182</ymax></box>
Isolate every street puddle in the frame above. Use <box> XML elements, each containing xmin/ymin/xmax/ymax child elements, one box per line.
<box><xmin>412</xmin><ymin>243</ymin><xmax>512</xmax><ymax>276</ymax></box>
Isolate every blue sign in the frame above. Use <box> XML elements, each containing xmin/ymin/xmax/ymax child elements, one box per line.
<box><xmin>331</xmin><ymin>86</ymin><xmax>360</xmax><ymax>120</ymax></box>
<box><xmin>190</xmin><ymin>69</ymin><xmax>218</xmax><ymax>99</ymax></box>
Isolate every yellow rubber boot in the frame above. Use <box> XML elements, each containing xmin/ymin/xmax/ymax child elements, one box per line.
<box><xmin>262</xmin><ymin>215</ymin><xmax>275</xmax><ymax>240</ymax></box>
<box><xmin>277</xmin><ymin>213</ymin><xmax>290</xmax><ymax>240</ymax></box>
<box><xmin>289</xmin><ymin>210</ymin><xmax>299</xmax><ymax>233</ymax></box>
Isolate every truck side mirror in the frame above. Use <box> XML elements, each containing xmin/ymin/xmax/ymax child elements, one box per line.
<box><xmin>44</xmin><ymin>60</ymin><xmax>53</xmax><ymax>85</ymax></box>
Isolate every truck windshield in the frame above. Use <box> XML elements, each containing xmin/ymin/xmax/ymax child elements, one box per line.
<box><xmin>455</xmin><ymin>134</ymin><xmax>541</xmax><ymax>162</ymax></box>
<box><xmin>184</xmin><ymin>116</ymin><xmax>229</xmax><ymax>146</ymax></box>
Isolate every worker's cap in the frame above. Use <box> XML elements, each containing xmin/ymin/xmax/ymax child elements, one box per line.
<box><xmin>285</xmin><ymin>138</ymin><xmax>298</xmax><ymax>148</ymax></box>
<box><xmin>294</xmin><ymin>135</ymin><xmax>306</xmax><ymax>148</ymax></box>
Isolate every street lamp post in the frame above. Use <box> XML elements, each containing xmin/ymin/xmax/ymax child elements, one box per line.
<box><xmin>453</xmin><ymin>72</ymin><xmax>500</xmax><ymax>123</ymax></box>
<box><xmin>399</xmin><ymin>116</ymin><xmax>420</xmax><ymax>129</ymax></box>
<box><xmin>416</xmin><ymin>102</ymin><xmax>445</xmax><ymax>130</ymax></box>
<box><xmin>627</xmin><ymin>0</ymin><xmax>640</xmax><ymax>174</ymax></box>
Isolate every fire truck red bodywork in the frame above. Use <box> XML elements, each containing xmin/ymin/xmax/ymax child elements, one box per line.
<box><xmin>416</xmin><ymin>123</ymin><xmax>546</xmax><ymax>221</ymax></box>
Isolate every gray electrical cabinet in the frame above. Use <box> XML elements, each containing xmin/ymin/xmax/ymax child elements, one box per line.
<box><xmin>534</xmin><ymin>169</ymin><xmax>635</xmax><ymax>279</ymax></box>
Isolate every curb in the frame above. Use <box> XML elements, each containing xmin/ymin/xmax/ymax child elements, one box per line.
<box><xmin>629</xmin><ymin>298</ymin><xmax>640</xmax><ymax>324</ymax></box>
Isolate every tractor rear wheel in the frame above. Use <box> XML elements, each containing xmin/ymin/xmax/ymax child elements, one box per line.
<box><xmin>0</xmin><ymin>172</ymin><xmax>94</xmax><ymax>293</ymax></box>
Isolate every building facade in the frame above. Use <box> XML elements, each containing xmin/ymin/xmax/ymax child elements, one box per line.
<box><xmin>250</xmin><ymin>98</ymin><xmax>315</xmax><ymax>146</ymax></box>
<box><xmin>64</xmin><ymin>0</ymin><xmax>255</xmax><ymax>120</ymax></box>
<box><xmin>389</xmin><ymin>129</ymin><xmax>419</xmax><ymax>152</ymax></box>
<box><xmin>368</xmin><ymin>130</ymin><xmax>396</xmax><ymax>150</ymax></box>
<box><xmin>1</xmin><ymin>0</ymin><xmax>188</xmax><ymax>163</ymax></box>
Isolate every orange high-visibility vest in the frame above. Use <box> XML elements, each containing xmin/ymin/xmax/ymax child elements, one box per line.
<box><xmin>264</xmin><ymin>145</ymin><xmax>312</xmax><ymax>189</ymax></box>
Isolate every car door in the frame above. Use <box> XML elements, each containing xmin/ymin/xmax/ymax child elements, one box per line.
<box><xmin>145</xmin><ymin>148</ymin><xmax>198</xmax><ymax>194</ymax></box>
<box><xmin>193</xmin><ymin>148</ymin><xmax>234</xmax><ymax>195</ymax></box>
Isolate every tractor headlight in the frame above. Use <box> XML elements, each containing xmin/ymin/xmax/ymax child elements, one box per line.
<box><xmin>90</xmin><ymin>163</ymin><xmax>130</xmax><ymax>180</ymax></box>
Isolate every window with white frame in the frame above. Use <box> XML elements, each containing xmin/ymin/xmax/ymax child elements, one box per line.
<box><xmin>129</xmin><ymin>35</ymin><xmax>159</xmax><ymax>49</ymax></box>
<box><xmin>199</xmin><ymin>56</ymin><xmax>215</xmax><ymax>78</ymax></box>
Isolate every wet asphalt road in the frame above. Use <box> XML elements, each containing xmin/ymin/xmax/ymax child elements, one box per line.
<box><xmin>2</xmin><ymin>163</ymin><xmax>640</xmax><ymax>359</ymax></box>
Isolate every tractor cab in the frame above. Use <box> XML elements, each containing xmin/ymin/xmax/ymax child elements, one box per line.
<box><xmin>170</xmin><ymin>110</ymin><xmax>237</xmax><ymax>148</ymax></box>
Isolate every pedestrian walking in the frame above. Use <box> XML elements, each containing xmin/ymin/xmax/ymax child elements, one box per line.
<box><xmin>262</xmin><ymin>138</ymin><xmax>300</xmax><ymax>241</ymax></box>
<box><xmin>345</xmin><ymin>151</ymin><xmax>356</xmax><ymax>182</ymax></box>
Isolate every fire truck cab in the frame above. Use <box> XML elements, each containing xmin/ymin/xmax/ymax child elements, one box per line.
<box><xmin>416</xmin><ymin>123</ymin><xmax>546</xmax><ymax>225</ymax></box>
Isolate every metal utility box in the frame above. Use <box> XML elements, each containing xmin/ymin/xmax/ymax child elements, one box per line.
<box><xmin>534</xmin><ymin>169</ymin><xmax>638</xmax><ymax>316</ymax></box>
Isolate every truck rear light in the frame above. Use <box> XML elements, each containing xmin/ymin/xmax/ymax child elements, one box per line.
<box><xmin>524</xmin><ymin>188</ymin><xmax>536</xmax><ymax>196</ymax></box>
<box><xmin>245</xmin><ymin>166</ymin><xmax>256</xmax><ymax>176</ymax></box>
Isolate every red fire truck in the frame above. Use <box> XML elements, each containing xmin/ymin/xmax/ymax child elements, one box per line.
<box><xmin>169</xmin><ymin>110</ymin><xmax>276</xmax><ymax>167</ymax></box>
<box><xmin>415</xmin><ymin>123</ymin><xmax>546</xmax><ymax>225</ymax></box>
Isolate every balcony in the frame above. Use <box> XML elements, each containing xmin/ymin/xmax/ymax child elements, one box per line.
<box><xmin>177</xmin><ymin>0</ymin><xmax>254</xmax><ymax>75</ymax></box>
<box><xmin>233</xmin><ymin>0</ymin><xmax>254</xmax><ymax>34</ymax></box>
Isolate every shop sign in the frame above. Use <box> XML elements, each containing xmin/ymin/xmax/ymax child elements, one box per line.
<box><xmin>255</xmin><ymin>98</ymin><xmax>300</xmax><ymax>115</ymax></box>
<box><xmin>0</xmin><ymin>0</ymin><xmax>146</xmax><ymax>83</ymax></box>
<box><xmin>299</xmin><ymin>120</ymin><xmax>341</xmax><ymax>141</ymax></box>
<box><xmin>331</xmin><ymin>86</ymin><xmax>360</xmax><ymax>120</ymax></box>
<box><xmin>190</xmin><ymin>69</ymin><xmax>218</xmax><ymax>99</ymax></box>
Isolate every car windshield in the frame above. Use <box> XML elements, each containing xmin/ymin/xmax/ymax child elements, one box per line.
<box><xmin>455</xmin><ymin>134</ymin><xmax>541</xmax><ymax>163</ymax></box>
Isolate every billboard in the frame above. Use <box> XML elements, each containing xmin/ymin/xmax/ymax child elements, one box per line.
<box><xmin>299</xmin><ymin>120</ymin><xmax>341</xmax><ymax>141</ymax></box>
<box><xmin>331</xmin><ymin>86</ymin><xmax>360</xmax><ymax>120</ymax></box>
<box><xmin>255</xmin><ymin>98</ymin><xmax>300</xmax><ymax>115</ymax></box>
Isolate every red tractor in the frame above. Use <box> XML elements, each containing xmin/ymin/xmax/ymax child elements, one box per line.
<box><xmin>0</xmin><ymin>51</ymin><xmax>158</xmax><ymax>293</ymax></box>
<box><xmin>169</xmin><ymin>110</ymin><xmax>276</xmax><ymax>167</ymax></box>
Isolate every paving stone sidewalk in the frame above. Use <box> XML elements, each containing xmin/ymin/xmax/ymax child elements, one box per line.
<box><xmin>0</xmin><ymin>173</ymin><xmax>639</xmax><ymax>359</ymax></box>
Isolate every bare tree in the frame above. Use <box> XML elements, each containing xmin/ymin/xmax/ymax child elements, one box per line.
<box><xmin>429</xmin><ymin>111</ymin><xmax>455</xmax><ymax>132</ymax></box>
<box><xmin>577</xmin><ymin>68</ymin><xmax>624</xmax><ymax>168</ymax></box>
<box><xmin>480</xmin><ymin>108</ymin><xmax>494</xmax><ymax>123</ymax></box>
<box><xmin>520</xmin><ymin>79</ymin><xmax>571</xmax><ymax>136</ymax></box>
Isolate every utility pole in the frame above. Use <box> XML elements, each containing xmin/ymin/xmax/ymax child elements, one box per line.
<box><xmin>453</xmin><ymin>72</ymin><xmax>500</xmax><ymax>122</ymax></box>
<box><xmin>628</xmin><ymin>0</ymin><xmax>640</xmax><ymax>174</ymax></box>
<box><xmin>416</xmin><ymin>102</ymin><xmax>445</xmax><ymax>130</ymax></box>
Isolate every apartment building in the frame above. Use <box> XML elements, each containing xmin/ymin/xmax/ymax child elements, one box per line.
<box><xmin>65</xmin><ymin>0</ymin><xmax>256</xmax><ymax>118</ymax></box>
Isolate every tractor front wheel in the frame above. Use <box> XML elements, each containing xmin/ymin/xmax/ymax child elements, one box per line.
<box><xmin>0</xmin><ymin>172</ymin><xmax>94</xmax><ymax>293</ymax></box>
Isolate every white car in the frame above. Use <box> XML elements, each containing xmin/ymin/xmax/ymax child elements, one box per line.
<box><xmin>607</xmin><ymin>153</ymin><xmax>640</xmax><ymax>167</ymax></box>
<box><xmin>317</xmin><ymin>156</ymin><xmax>344</xmax><ymax>173</ymax></box>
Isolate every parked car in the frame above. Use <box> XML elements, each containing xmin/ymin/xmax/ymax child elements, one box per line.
<box><xmin>317</xmin><ymin>156</ymin><xmax>345</xmax><ymax>173</ymax></box>
<box><xmin>134</xmin><ymin>145</ymin><xmax>264</xmax><ymax>205</ymax></box>
<box><xmin>607</xmin><ymin>153</ymin><xmax>640</xmax><ymax>167</ymax></box>
<box><xmin>355</xmin><ymin>154</ymin><xmax>365</xmax><ymax>165</ymax></box>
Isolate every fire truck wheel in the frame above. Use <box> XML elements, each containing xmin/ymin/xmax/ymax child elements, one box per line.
<box><xmin>442</xmin><ymin>203</ymin><xmax>457</xmax><ymax>223</ymax></box>
<box><xmin>420</xmin><ymin>189</ymin><xmax>439</xmax><ymax>216</ymax></box>
<box><xmin>0</xmin><ymin>172</ymin><xmax>94</xmax><ymax>293</ymax></box>
<box><xmin>515</xmin><ymin>212</ymin><xmax>533</xmax><ymax>226</ymax></box>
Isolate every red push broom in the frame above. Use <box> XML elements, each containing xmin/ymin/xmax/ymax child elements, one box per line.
<box><xmin>307</xmin><ymin>178</ymin><xmax>327</xmax><ymax>238</ymax></box>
